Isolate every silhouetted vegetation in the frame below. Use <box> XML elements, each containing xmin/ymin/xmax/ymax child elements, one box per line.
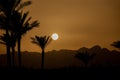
<box><xmin>31</xmin><ymin>36</ymin><xmax>52</xmax><ymax>70</ymax></box>
<box><xmin>111</xmin><ymin>41</ymin><xmax>120</xmax><ymax>50</ymax></box>
<box><xmin>0</xmin><ymin>45</ymin><xmax>120</xmax><ymax>79</ymax></box>
<box><xmin>0</xmin><ymin>0</ymin><xmax>32</xmax><ymax>67</ymax></box>
<box><xmin>11</xmin><ymin>10</ymin><xmax>39</xmax><ymax>67</ymax></box>
<box><xmin>0</xmin><ymin>1</ymin><xmax>120</xmax><ymax>79</ymax></box>
<box><xmin>75</xmin><ymin>51</ymin><xmax>96</xmax><ymax>67</ymax></box>
<box><xmin>0</xmin><ymin>33</ymin><xmax>17</xmax><ymax>67</ymax></box>
<box><xmin>0</xmin><ymin>0</ymin><xmax>39</xmax><ymax>67</ymax></box>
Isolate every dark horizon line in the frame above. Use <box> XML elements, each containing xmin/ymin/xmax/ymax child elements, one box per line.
<box><xmin>0</xmin><ymin>44</ymin><xmax>119</xmax><ymax>54</ymax></box>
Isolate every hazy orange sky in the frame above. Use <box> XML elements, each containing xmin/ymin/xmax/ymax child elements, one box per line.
<box><xmin>0</xmin><ymin>0</ymin><xmax>120</xmax><ymax>53</ymax></box>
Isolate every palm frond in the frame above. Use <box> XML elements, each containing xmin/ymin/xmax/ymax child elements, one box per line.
<box><xmin>0</xmin><ymin>34</ymin><xmax>8</xmax><ymax>45</ymax></box>
<box><xmin>0</xmin><ymin>0</ymin><xmax>8</xmax><ymax>12</ymax></box>
<box><xmin>24</xmin><ymin>16</ymin><xmax>32</xmax><ymax>25</ymax></box>
<box><xmin>30</xmin><ymin>37</ymin><xmax>35</xmax><ymax>41</ymax></box>
<box><xmin>31</xmin><ymin>37</ymin><xmax>41</xmax><ymax>47</ymax></box>
<box><xmin>111</xmin><ymin>41</ymin><xmax>120</xmax><ymax>49</ymax></box>
<box><xmin>30</xmin><ymin>20</ymin><xmax>40</xmax><ymax>28</ymax></box>
<box><xmin>21</xmin><ymin>20</ymin><xmax>39</xmax><ymax>35</ymax></box>
<box><xmin>0</xmin><ymin>41</ymin><xmax>6</xmax><ymax>45</ymax></box>
<box><xmin>17</xmin><ymin>1</ymin><xmax>32</xmax><ymax>11</ymax></box>
<box><xmin>14</xmin><ymin>0</ymin><xmax>21</xmax><ymax>10</ymax></box>
<box><xmin>21</xmin><ymin>11</ymin><xmax>29</xmax><ymax>25</ymax></box>
<box><xmin>31</xmin><ymin>35</ymin><xmax>51</xmax><ymax>50</ymax></box>
<box><xmin>44</xmin><ymin>36</ymin><xmax>50</xmax><ymax>47</ymax></box>
<box><xmin>0</xmin><ymin>13</ymin><xmax>6</xmax><ymax>29</ymax></box>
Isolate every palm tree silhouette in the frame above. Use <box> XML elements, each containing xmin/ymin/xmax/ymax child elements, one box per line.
<box><xmin>0</xmin><ymin>34</ymin><xmax>7</xmax><ymax>45</ymax></box>
<box><xmin>31</xmin><ymin>36</ymin><xmax>52</xmax><ymax>70</ymax></box>
<box><xmin>0</xmin><ymin>33</ymin><xmax>11</xmax><ymax>66</ymax></box>
<box><xmin>0</xmin><ymin>33</ymin><xmax>17</xmax><ymax>67</ymax></box>
<box><xmin>111</xmin><ymin>41</ymin><xmax>120</xmax><ymax>50</ymax></box>
<box><xmin>75</xmin><ymin>51</ymin><xmax>96</xmax><ymax>68</ymax></box>
<box><xmin>10</xmin><ymin>32</ymin><xmax>17</xmax><ymax>67</ymax></box>
<box><xmin>10</xmin><ymin>10</ymin><xmax>39</xmax><ymax>67</ymax></box>
<box><xmin>0</xmin><ymin>0</ymin><xmax>32</xmax><ymax>66</ymax></box>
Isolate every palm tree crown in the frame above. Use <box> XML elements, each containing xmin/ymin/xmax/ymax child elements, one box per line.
<box><xmin>31</xmin><ymin>36</ymin><xmax>51</xmax><ymax>50</ymax></box>
<box><xmin>0</xmin><ymin>0</ymin><xmax>32</xmax><ymax>15</ymax></box>
<box><xmin>111</xmin><ymin>41</ymin><xmax>120</xmax><ymax>50</ymax></box>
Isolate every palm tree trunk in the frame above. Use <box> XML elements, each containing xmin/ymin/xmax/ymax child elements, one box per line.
<box><xmin>5</xmin><ymin>15</ymin><xmax>11</xmax><ymax>67</ymax></box>
<box><xmin>6</xmin><ymin>42</ymin><xmax>11</xmax><ymax>67</ymax></box>
<box><xmin>18</xmin><ymin>37</ymin><xmax>21</xmax><ymax>67</ymax></box>
<box><xmin>6</xmin><ymin>29</ymin><xmax>11</xmax><ymax>67</ymax></box>
<box><xmin>41</xmin><ymin>49</ymin><xmax>45</xmax><ymax>70</ymax></box>
<box><xmin>12</xmin><ymin>46</ymin><xmax>15</xmax><ymax>67</ymax></box>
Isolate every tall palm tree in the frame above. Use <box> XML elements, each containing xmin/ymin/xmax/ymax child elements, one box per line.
<box><xmin>31</xmin><ymin>36</ymin><xmax>51</xmax><ymax>70</ymax></box>
<box><xmin>11</xmin><ymin>10</ymin><xmax>39</xmax><ymax>67</ymax></box>
<box><xmin>0</xmin><ymin>0</ymin><xmax>32</xmax><ymax>66</ymax></box>
<box><xmin>0</xmin><ymin>32</ymin><xmax>17</xmax><ymax>67</ymax></box>
<box><xmin>0</xmin><ymin>13</ymin><xmax>11</xmax><ymax>66</ymax></box>
<box><xmin>10</xmin><ymin>32</ymin><xmax>17</xmax><ymax>67</ymax></box>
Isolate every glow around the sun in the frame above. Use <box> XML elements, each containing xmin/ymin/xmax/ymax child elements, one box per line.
<box><xmin>51</xmin><ymin>33</ymin><xmax>59</xmax><ymax>40</ymax></box>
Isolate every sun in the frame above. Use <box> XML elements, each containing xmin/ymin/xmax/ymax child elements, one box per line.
<box><xmin>51</xmin><ymin>33</ymin><xmax>59</xmax><ymax>40</ymax></box>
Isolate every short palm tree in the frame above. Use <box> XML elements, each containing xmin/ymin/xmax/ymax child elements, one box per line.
<box><xmin>75</xmin><ymin>51</ymin><xmax>96</xmax><ymax>68</ymax></box>
<box><xmin>111</xmin><ymin>41</ymin><xmax>120</xmax><ymax>50</ymax></box>
<box><xmin>31</xmin><ymin>36</ymin><xmax>51</xmax><ymax>70</ymax></box>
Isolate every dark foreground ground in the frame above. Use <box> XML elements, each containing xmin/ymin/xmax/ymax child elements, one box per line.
<box><xmin>0</xmin><ymin>66</ymin><xmax>120</xmax><ymax>80</ymax></box>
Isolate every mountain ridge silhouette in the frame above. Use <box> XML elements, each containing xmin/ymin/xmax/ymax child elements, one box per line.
<box><xmin>0</xmin><ymin>45</ymin><xmax>120</xmax><ymax>69</ymax></box>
